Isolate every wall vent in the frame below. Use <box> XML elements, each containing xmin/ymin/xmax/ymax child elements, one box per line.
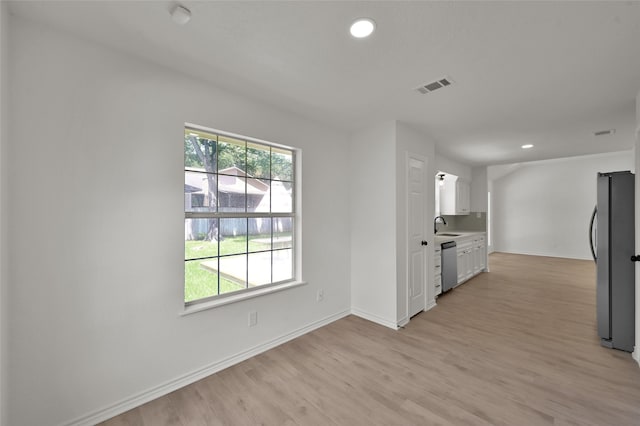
<box><xmin>415</xmin><ymin>77</ymin><xmax>454</xmax><ymax>94</ymax></box>
<box><xmin>594</xmin><ymin>129</ymin><xmax>616</xmax><ymax>136</ymax></box>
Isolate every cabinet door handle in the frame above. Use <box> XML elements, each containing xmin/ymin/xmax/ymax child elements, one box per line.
<box><xmin>421</xmin><ymin>241</ymin><xmax>428</xmax><ymax>246</ymax></box>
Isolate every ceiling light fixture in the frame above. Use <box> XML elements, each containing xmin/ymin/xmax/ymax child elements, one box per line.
<box><xmin>438</xmin><ymin>173</ymin><xmax>445</xmax><ymax>186</ymax></box>
<box><xmin>521</xmin><ymin>144</ymin><xmax>534</xmax><ymax>149</ymax></box>
<box><xmin>350</xmin><ymin>18</ymin><xmax>375</xmax><ymax>38</ymax></box>
<box><xmin>170</xmin><ymin>4</ymin><xmax>192</xmax><ymax>25</ymax></box>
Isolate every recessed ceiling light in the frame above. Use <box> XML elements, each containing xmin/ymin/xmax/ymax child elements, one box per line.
<box><xmin>521</xmin><ymin>144</ymin><xmax>534</xmax><ymax>149</ymax></box>
<box><xmin>350</xmin><ymin>18</ymin><xmax>375</xmax><ymax>38</ymax></box>
<box><xmin>170</xmin><ymin>4</ymin><xmax>192</xmax><ymax>25</ymax></box>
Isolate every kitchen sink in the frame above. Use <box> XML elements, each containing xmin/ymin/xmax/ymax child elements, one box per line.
<box><xmin>436</xmin><ymin>233</ymin><xmax>460</xmax><ymax>237</ymax></box>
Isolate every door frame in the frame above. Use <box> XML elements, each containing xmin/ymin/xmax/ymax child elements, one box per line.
<box><xmin>634</xmin><ymin>124</ymin><xmax>640</xmax><ymax>365</ymax></box>
<box><xmin>405</xmin><ymin>151</ymin><xmax>430</xmax><ymax>320</ymax></box>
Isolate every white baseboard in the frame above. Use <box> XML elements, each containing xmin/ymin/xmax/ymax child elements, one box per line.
<box><xmin>387</xmin><ymin>299</ymin><xmax>438</xmax><ymax>329</ymax></box>
<box><xmin>397</xmin><ymin>316</ymin><xmax>409</xmax><ymax>328</ymax></box>
<box><xmin>350</xmin><ymin>308</ymin><xmax>398</xmax><ymax>330</ymax></box>
<box><xmin>425</xmin><ymin>299</ymin><xmax>437</xmax><ymax>311</ymax></box>
<box><xmin>61</xmin><ymin>309</ymin><xmax>350</xmax><ymax>426</ymax></box>
<box><xmin>633</xmin><ymin>346</ymin><xmax>640</xmax><ymax>366</ymax></box>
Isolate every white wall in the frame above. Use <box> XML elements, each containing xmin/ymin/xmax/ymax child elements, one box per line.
<box><xmin>349</xmin><ymin>121</ymin><xmax>398</xmax><ymax>328</ymax></box>
<box><xmin>395</xmin><ymin>122</ymin><xmax>437</xmax><ymax>323</ymax></box>
<box><xmin>350</xmin><ymin>121</ymin><xmax>437</xmax><ymax>328</ymax></box>
<box><xmin>471</xmin><ymin>166</ymin><xmax>488</xmax><ymax>212</ymax></box>
<box><xmin>350</xmin><ymin>121</ymin><xmax>438</xmax><ymax>328</ymax></box>
<box><xmin>435</xmin><ymin>153</ymin><xmax>471</xmax><ymax>181</ymax></box>
<box><xmin>0</xmin><ymin>3</ymin><xmax>8</xmax><ymax>425</ymax></box>
<box><xmin>492</xmin><ymin>151</ymin><xmax>632</xmax><ymax>259</ymax></box>
<box><xmin>7</xmin><ymin>16</ymin><xmax>351</xmax><ymax>426</ymax></box>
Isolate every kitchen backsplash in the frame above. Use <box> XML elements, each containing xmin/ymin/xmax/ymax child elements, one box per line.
<box><xmin>440</xmin><ymin>212</ymin><xmax>487</xmax><ymax>232</ymax></box>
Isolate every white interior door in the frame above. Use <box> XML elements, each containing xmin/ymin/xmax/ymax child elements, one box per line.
<box><xmin>634</xmin><ymin>126</ymin><xmax>640</xmax><ymax>363</ymax></box>
<box><xmin>408</xmin><ymin>154</ymin><xmax>427</xmax><ymax>317</ymax></box>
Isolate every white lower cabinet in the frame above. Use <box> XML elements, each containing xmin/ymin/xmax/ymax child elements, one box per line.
<box><xmin>456</xmin><ymin>242</ymin><xmax>473</xmax><ymax>284</ymax></box>
<box><xmin>473</xmin><ymin>236</ymin><xmax>486</xmax><ymax>273</ymax></box>
<box><xmin>456</xmin><ymin>234</ymin><xmax>486</xmax><ymax>285</ymax></box>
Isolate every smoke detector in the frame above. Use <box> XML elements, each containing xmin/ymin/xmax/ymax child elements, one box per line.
<box><xmin>415</xmin><ymin>77</ymin><xmax>454</xmax><ymax>94</ymax></box>
<box><xmin>170</xmin><ymin>4</ymin><xmax>192</xmax><ymax>25</ymax></box>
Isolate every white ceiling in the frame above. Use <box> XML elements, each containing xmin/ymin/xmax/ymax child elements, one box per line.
<box><xmin>8</xmin><ymin>1</ymin><xmax>640</xmax><ymax>166</ymax></box>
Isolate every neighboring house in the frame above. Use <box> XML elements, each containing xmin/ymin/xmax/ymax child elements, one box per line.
<box><xmin>185</xmin><ymin>166</ymin><xmax>269</xmax><ymax>210</ymax></box>
<box><xmin>185</xmin><ymin>166</ymin><xmax>291</xmax><ymax>239</ymax></box>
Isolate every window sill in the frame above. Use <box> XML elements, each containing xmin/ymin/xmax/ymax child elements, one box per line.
<box><xmin>180</xmin><ymin>280</ymin><xmax>307</xmax><ymax>316</ymax></box>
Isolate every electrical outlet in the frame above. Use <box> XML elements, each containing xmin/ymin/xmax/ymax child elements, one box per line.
<box><xmin>248</xmin><ymin>311</ymin><xmax>258</xmax><ymax>327</ymax></box>
<box><xmin>317</xmin><ymin>289</ymin><xmax>324</xmax><ymax>302</ymax></box>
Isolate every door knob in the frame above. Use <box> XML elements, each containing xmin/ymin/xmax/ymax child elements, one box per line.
<box><xmin>421</xmin><ymin>241</ymin><xmax>428</xmax><ymax>246</ymax></box>
<box><xmin>631</xmin><ymin>255</ymin><xmax>640</xmax><ymax>262</ymax></box>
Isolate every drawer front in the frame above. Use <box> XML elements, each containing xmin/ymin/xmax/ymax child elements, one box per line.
<box><xmin>434</xmin><ymin>253</ymin><xmax>442</xmax><ymax>275</ymax></box>
<box><xmin>434</xmin><ymin>275</ymin><xmax>442</xmax><ymax>295</ymax></box>
<box><xmin>434</xmin><ymin>263</ymin><xmax>442</xmax><ymax>277</ymax></box>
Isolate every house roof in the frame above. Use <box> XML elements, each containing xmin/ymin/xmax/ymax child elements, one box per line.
<box><xmin>185</xmin><ymin>167</ymin><xmax>269</xmax><ymax>195</ymax></box>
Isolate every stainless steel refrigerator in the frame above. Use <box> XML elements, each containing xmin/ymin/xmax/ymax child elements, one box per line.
<box><xmin>589</xmin><ymin>171</ymin><xmax>635</xmax><ymax>352</ymax></box>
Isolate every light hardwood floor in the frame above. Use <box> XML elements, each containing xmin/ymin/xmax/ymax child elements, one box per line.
<box><xmin>102</xmin><ymin>253</ymin><xmax>640</xmax><ymax>425</ymax></box>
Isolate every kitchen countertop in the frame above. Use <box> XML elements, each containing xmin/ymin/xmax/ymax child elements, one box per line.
<box><xmin>434</xmin><ymin>231</ymin><xmax>486</xmax><ymax>246</ymax></box>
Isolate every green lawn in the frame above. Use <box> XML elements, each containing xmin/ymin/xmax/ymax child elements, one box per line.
<box><xmin>185</xmin><ymin>234</ymin><xmax>276</xmax><ymax>259</ymax></box>
<box><xmin>184</xmin><ymin>261</ymin><xmax>243</xmax><ymax>302</ymax></box>
<box><xmin>184</xmin><ymin>235</ymin><xmax>287</xmax><ymax>302</ymax></box>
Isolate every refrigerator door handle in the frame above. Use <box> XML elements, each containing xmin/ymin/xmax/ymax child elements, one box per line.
<box><xmin>589</xmin><ymin>205</ymin><xmax>597</xmax><ymax>262</ymax></box>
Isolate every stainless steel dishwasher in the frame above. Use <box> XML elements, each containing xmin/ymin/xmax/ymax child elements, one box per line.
<box><xmin>441</xmin><ymin>241</ymin><xmax>458</xmax><ymax>292</ymax></box>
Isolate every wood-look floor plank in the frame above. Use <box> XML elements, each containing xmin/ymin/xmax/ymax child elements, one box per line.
<box><xmin>101</xmin><ymin>253</ymin><xmax>640</xmax><ymax>425</ymax></box>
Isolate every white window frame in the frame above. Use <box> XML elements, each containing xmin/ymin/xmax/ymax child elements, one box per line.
<box><xmin>182</xmin><ymin>123</ymin><xmax>304</xmax><ymax>315</ymax></box>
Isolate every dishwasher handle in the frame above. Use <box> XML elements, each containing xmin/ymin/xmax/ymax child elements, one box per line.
<box><xmin>441</xmin><ymin>241</ymin><xmax>457</xmax><ymax>250</ymax></box>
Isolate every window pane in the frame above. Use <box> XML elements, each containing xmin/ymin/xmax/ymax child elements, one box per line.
<box><xmin>248</xmin><ymin>252</ymin><xmax>272</xmax><ymax>286</ymax></box>
<box><xmin>185</xmin><ymin>218</ymin><xmax>219</xmax><ymax>258</ymax></box>
<box><xmin>219</xmin><ymin>218</ymin><xmax>247</xmax><ymax>256</ymax></box>
<box><xmin>248</xmin><ymin>218</ymin><xmax>272</xmax><ymax>252</ymax></box>
<box><xmin>185</xmin><ymin>259</ymin><xmax>219</xmax><ymax>302</ymax></box>
<box><xmin>184</xmin><ymin>131</ymin><xmax>217</xmax><ymax>171</ymax></box>
<box><xmin>219</xmin><ymin>254</ymin><xmax>247</xmax><ymax>290</ymax></box>
<box><xmin>218</xmin><ymin>135</ymin><xmax>246</xmax><ymax>172</ymax></box>
<box><xmin>249</xmin><ymin>180</ymin><xmax>270</xmax><ymax>212</ymax></box>
<box><xmin>247</xmin><ymin>142</ymin><xmax>270</xmax><ymax>179</ymax></box>
<box><xmin>271</xmin><ymin>181</ymin><xmax>293</xmax><ymax>213</ymax></box>
<box><xmin>273</xmin><ymin>249</ymin><xmax>293</xmax><ymax>282</ymax></box>
<box><xmin>271</xmin><ymin>147</ymin><xmax>293</xmax><ymax>181</ymax></box>
<box><xmin>220</xmin><ymin>276</ymin><xmax>245</xmax><ymax>295</ymax></box>
<box><xmin>218</xmin><ymin>173</ymin><xmax>247</xmax><ymax>212</ymax></box>
<box><xmin>185</xmin><ymin>125</ymin><xmax>297</xmax><ymax>305</ymax></box>
<box><xmin>273</xmin><ymin>217</ymin><xmax>293</xmax><ymax>249</ymax></box>
<box><xmin>185</xmin><ymin>171</ymin><xmax>217</xmax><ymax>213</ymax></box>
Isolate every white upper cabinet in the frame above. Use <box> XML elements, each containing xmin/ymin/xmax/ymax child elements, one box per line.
<box><xmin>440</xmin><ymin>176</ymin><xmax>470</xmax><ymax>215</ymax></box>
<box><xmin>456</xmin><ymin>179</ymin><xmax>470</xmax><ymax>214</ymax></box>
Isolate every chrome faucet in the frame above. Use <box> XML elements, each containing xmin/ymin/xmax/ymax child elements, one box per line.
<box><xmin>434</xmin><ymin>216</ymin><xmax>447</xmax><ymax>234</ymax></box>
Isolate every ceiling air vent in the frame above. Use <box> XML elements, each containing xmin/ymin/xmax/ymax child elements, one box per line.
<box><xmin>594</xmin><ymin>129</ymin><xmax>616</xmax><ymax>136</ymax></box>
<box><xmin>416</xmin><ymin>77</ymin><xmax>453</xmax><ymax>94</ymax></box>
